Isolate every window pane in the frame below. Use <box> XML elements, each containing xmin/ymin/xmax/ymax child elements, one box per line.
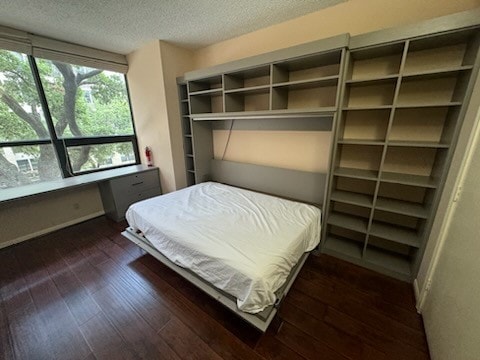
<box><xmin>67</xmin><ymin>142</ymin><xmax>136</xmax><ymax>173</ymax></box>
<box><xmin>36</xmin><ymin>60</ymin><xmax>134</xmax><ymax>138</ymax></box>
<box><xmin>0</xmin><ymin>145</ymin><xmax>61</xmax><ymax>189</ymax></box>
<box><xmin>0</xmin><ymin>49</ymin><xmax>49</xmax><ymax>141</ymax></box>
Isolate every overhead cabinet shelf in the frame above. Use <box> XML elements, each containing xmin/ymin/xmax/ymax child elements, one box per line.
<box><xmin>273</xmin><ymin>75</ymin><xmax>339</xmax><ymax>88</ymax></box>
<box><xmin>186</xmin><ymin>47</ymin><xmax>344</xmax><ymax>117</ymax></box>
<box><xmin>190</xmin><ymin>108</ymin><xmax>337</xmax><ymax>121</ymax></box>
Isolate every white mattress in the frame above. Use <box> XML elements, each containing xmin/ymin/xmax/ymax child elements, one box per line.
<box><xmin>126</xmin><ymin>182</ymin><xmax>321</xmax><ymax>313</ymax></box>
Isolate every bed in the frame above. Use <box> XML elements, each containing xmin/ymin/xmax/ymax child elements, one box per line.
<box><xmin>122</xmin><ymin>161</ymin><xmax>325</xmax><ymax>332</ymax></box>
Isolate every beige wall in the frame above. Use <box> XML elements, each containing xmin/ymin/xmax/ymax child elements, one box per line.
<box><xmin>127</xmin><ymin>40</ymin><xmax>174</xmax><ymax>192</ymax></box>
<box><xmin>158</xmin><ymin>41</ymin><xmax>195</xmax><ymax>189</ymax></box>
<box><xmin>127</xmin><ymin>40</ymin><xmax>194</xmax><ymax>193</ymax></box>
<box><xmin>0</xmin><ymin>185</ymin><xmax>104</xmax><ymax>248</ymax></box>
<box><xmin>194</xmin><ymin>0</ymin><xmax>479</xmax><ymax>68</ymax></box>
<box><xmin>213</xmin><ymin>130</ymin><xmax>332</xmax><ymax>172</ymax></box>
<box><xmin>421</xmin><ymin>108</ymin><xmax>480</xmax><ymax>360</ymax></box>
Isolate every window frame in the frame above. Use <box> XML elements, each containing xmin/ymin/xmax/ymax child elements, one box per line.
<box><xmin>0</xmin><ymin>52</ymin><xmax>140</xmax><ymax>181</ymax></box>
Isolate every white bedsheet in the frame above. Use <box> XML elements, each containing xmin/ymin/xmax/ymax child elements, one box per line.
<box><xmin>126</xmin><ymin>182</ymin><xmax>321</xmax><ymax>313</ymax></box>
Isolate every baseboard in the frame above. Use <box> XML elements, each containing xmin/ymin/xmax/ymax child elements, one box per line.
<box><xmin>0</xmin><ymin>210</ymin><xmax>105</xmax><ymax>250</ymax></box>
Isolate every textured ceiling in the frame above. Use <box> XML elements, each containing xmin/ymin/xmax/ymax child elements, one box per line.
<box><xmin>0</xmin><ymin>0</ymin><xmax>346</xmax><ymax>54</ymax></box>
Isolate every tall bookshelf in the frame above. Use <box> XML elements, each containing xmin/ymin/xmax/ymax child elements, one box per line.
<box><xmin>323</xmin><ymin>28</ymin><xmax>480</xmax><ymax>280</ymax></box>
<box><xmin>178</xmin><ymin>82</ymin><xmax>196</xmax><ymax>186</ymax></box>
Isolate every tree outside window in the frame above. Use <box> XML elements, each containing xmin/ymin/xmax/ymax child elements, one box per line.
<box><xmin>0</xmin><ymin>49</ymin><xmax>137</xmax><ymax>189</ymax></box>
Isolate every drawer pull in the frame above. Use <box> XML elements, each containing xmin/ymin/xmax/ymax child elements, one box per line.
<box><xmin>132</xmin><ymin>181</ymin><xmax>144</xmax><ymax>186</ymax></box>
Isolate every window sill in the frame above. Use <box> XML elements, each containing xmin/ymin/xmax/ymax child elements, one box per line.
<box><xmin>0</xmin><ymin>165</ymin><xmax>155</xmax><ymax>203</ymax></box>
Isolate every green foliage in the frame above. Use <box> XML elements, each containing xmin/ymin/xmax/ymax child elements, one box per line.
<box><xmin>0</xmin><ymin>49</ymin><xmax>135</xmax><ymax>184</ymax></box>
<box><xmin>0</xmin><ymin>50</ymin><xmax>44</xmax><ymax>141</ymax></box>
<box><xmin>0</xmin><ymin>50</ymin><xmax>38</xmax><ymax>104</ymax></box>
<box><xmin>91</xmin><ymin>72</ymin><xmax>127</xmax><ymax>104</ymax></box>
<box><xmin>0</xmin><ymin>102</ymin><xmax>38</xmax><ymax>141</ymax></box>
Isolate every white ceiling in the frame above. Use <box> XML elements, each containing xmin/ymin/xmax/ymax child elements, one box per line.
<box><xmin>0</xmin><ymin>0</ymin><xmax>346</xmax><ymax>54</ymax></box>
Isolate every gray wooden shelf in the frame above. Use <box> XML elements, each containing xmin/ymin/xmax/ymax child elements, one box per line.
<box><xmin>375</xmin><ymin>197</ymin><xmax>429</xmax><ymax>218</ymax></box>
<box><xmin>272</xmin><ymin>75</ymin><xmax>339</xmax><ymax>89</ymax></box>
<box><xmin>396</xmin><ymin>101</ymin><xmax>462</xmax><ymax>108</ymax></box>
<box><xmin>178</xmin><ymin>82</ymin><xmax>196</xmax><ymax>187</ymax></box>
<box><xmin>189</xmin><ymin>88</ymin><xmax>223</xmax><ymax>96</ymax></box>
<box><xmin>324</xmin><ymin>235</ymin><xmax>363</xmax><ymax>260</ymax></box>
<box><xmin>380</xmin><ymin>171</ymin><xmax>437</xmax><ymax>188</ymax></box>
<box><xmin>346</xmin><ymin>76</ymin><xmax>398</xmax><ymax>85</ymax></box>
<box><xmin>327</xmin><ymin>212</ymin><xmax>368</xmax><ymax>233</ymax></box>
<box><xmin>334</xmin><ymin>167</ymin><xmax>378</xmax><ymax>180</ymax></box>
<box><xmin>324</xmin><ymin>22</ymin><xmax>480</xmax><ymax>282</ymax></box>
<box><xmin>402</xmin><ymin>65</ymin><xmax>473</xmax><ymax>78</ymax></box>
<box><xmin>369</xmin><ymin>222</ymin><xmax>421</xmax><ymax>248</ymax></box>
<box><xmin>224</xmin><ymin>85</ymin><xmax>270</xmax><ymax>94</ymax></box>
<box><xmin>387</xmin><ymin>140</ymin><xmax>450</xmax><ymax>148</ymax></box>
<box><xmin>338</xmin><ymin>139</ymin><xmax>385</xmax><ymax>146</ymax></box>
<box><xmin>343</xmin><ymin>105</ymin><xmax>393</xmax><ymax>111</ymax></box>
<box><xmin>330</xmin><ymin>190</ymin><xmax>373</xmax><ymax>207</ymax></box>
<box><xmin>190</xmin><ymin>108</ymin><xmax>337</xmax><ymax>120</ymax></box>
<box><xmin>364</xmin><ymin>247</ymin><xmax>411</xmax><ymax>279</ymax></box>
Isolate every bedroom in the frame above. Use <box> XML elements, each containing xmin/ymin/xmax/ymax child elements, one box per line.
<box><xmin>1</xmin><ymin>0</ymin><xmax>479</xmax><ymax>359</ymax></box>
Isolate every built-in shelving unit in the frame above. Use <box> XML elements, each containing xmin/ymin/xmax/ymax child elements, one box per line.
<box><xmin>185</xmin><ymin>47</ymin><xmax>344</xmax><ymax>118</ymax></box>
<box><xmin>178</xmin><ymin>82</ymin><xmax>196</xmax><ymax>186</ymax></box>
<box><xmin>179</xmin><ymin>35</ymin><xmax>348</xmax><ymax>185</ymax></box>
<box><xmin>178</xmin><ymin>15</ymin><xmax>480</xmax><ymax>282</ymax></box>
<box><xmin>323</xmin><ymin>27</ymin><xmax>480</xmax><ymax>281</ymax></box>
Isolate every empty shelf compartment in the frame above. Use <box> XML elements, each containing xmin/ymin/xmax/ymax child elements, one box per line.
<box><xmin>224</xmin><ymin>65</ymin><xmax>271</xmax><ymax>90</ymax></box>
<box><xmin>327</xmin><ymin>212</ymin><xmax>369</xmax><ymax>233</ymax></box>
<box><xmin>364</xmin><ymin>245</ymin><xmax>412</xmax><ymax>278</ymax></box>
<box><xmin>339</xmin><ymin>109</ymin><xmax>390</xmax><ymax>141</ymax></box>
<box><xmin>348</xmin><ymin>42</ymin><xmax>405</xmax><ymax>81</ymax></box>
<box><xmin>324</xmin><ymin>235</ymin><xmax>364</xmax><ymax>260</ymax></box>
<box><xmin>369</xmin><ymin>221</ymin><xmax>421</xmax><ymax>248</ymax></box>
<box><xmin>272</xmin><ymin>51</ymin><xmax>341</xmax><ymax>84</ymax></box>
<box><xmin>188</xmin><ymin>75</ymin><xmax>223</xmax><ymax>92</ymax></box>
<box><xmin>334</xmin><ymin>167</ymin><xmax>378</xmax><ymax>180</ymax></box>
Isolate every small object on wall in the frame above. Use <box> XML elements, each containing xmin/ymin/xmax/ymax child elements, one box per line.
<box><xmin>145</xmin><ymin>146</ymin><xmax>153</xmax><ymax>167</ymax></box>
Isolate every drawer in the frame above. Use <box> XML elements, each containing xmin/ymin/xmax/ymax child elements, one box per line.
<box><xmin>116</xmin><ymin>187</ymin><xmax>162</xmax><ymax>217</ymax></box>
<box><xmin>109</xmin><ymin>170</ymin><xmax>160</xmax><ymax>194</ymax></box>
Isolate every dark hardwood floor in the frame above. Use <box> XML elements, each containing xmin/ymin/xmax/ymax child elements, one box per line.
<box><xmin>0</xmin><ymin>216</ymin><xmax>430</xmax><ymax>360</ymax></box>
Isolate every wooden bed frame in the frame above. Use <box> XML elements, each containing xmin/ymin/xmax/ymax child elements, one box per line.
<box><xmin>122</xmin><ymin>160</ymin><xmax>326</xmax><ymax>332</ymax></box>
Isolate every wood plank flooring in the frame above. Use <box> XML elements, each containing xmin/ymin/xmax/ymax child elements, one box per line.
<box><xmin>0</xmin><ymin>216</ymin><xmax>430</xmax><ymax>359</ymax></box>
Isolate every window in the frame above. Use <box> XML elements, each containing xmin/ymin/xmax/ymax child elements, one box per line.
<box><xmin>0</xmin><ymin>49</ymin><xmax>138</xmax><ymax>190</ymax></box>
